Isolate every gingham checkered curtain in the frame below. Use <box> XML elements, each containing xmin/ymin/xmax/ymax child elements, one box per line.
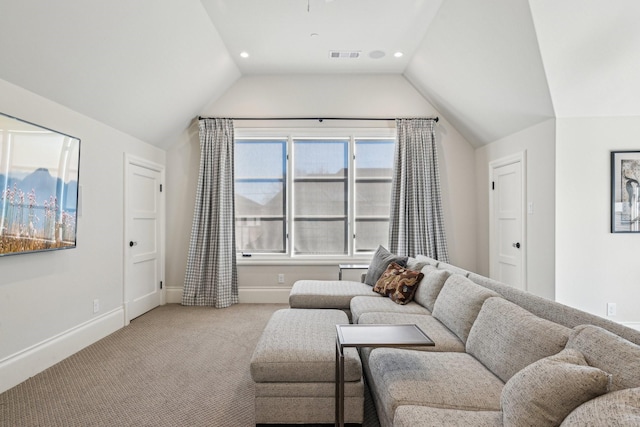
<box><xmin>182</xmin><ymin>118</ymin><xmax>238</xmax><ymax>308</ymax></box>
<box><xmin>388</xmin><ymin>118</ymin><xmax>449</xmax><ymax>262</ymax></box>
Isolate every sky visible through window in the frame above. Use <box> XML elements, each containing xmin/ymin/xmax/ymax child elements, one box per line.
<box><xmin>235</xmin><ymin>138</ymin><xmax>394</xmax><ymax>205</ymax></box>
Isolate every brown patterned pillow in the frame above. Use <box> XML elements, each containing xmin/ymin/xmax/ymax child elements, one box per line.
<box><xmin>372</xmin><ymin>262</ymin><xmax>404</xmax><ymax>295</ymax></box>
<box><xmin>373</xmin><ymin>262</ymin><xmax>424</xmax><ymax>304</ymax></box>
<box><xmin>388</xmin><ymin>268</ymin><xmax>424</xmax><ymax>305</ymax></box>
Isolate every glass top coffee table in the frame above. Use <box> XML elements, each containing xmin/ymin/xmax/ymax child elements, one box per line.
<box><xmin>334</xmin><ymin>324</ymin><xmax>434</xmax><ymax>427</ymax></box>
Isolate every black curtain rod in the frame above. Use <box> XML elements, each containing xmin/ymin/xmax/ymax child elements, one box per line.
<box><xmin>198</xmin><ymin>116</ymin><xmax>439</xmax><ymax>123</ymax></box>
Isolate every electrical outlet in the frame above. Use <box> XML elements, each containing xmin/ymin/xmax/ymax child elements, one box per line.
<box><xmin>93</xmin><ymin>299</ymin><xmax>100</xmax><ymax>314</ymax></box>
<box><xmin>278</xmin><ymin>274</ymin><xmax>285</xmax><ymax>284</ymax></box>
<box><xmin>607</xmin><ymin>302</ymin><xmax>616</xmax><ymax>317</ymax></box>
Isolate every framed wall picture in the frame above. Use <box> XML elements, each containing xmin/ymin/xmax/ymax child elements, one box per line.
<box><xmin>611</xmin><ymin>151</ymin><xmax>640</xmax><ymax>233</ymax></box>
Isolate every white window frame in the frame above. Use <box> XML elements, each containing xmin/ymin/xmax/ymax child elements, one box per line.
<box><xmin>235</xmin><ymin>127</ymin><xmax>396</xmax><ymax>264</ymax></box>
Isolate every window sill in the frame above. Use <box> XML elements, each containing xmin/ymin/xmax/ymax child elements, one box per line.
<box><xmin>237</xmin><ymin>257</ymin><xmax>372</xmax><ymax>267</ymax></box>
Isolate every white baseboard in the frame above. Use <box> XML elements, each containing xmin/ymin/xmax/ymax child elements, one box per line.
<box><xmin>239</xmin><ymin>287</ymin><xmax>290</xmax><ymax>303</ymax></box>
<box><xmin>166</xmin><ymin>286</ymin><xmax>290</xmax><ymax>304</ymax></box>
<box><xmin>0</xmin><ymin>307</ymin><xmax>124</xmax><ymax>394</ymax></box>
<box><xmin>166</xmin><ymin>286</ymin><xmax>183</xmax><ymax>304</ymax></box>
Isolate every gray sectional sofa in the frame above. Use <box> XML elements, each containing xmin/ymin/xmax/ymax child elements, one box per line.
<box><xmin>287</xmin><ymin>255</ymin><xmax>640</xmax><ymax>426</ymax></box>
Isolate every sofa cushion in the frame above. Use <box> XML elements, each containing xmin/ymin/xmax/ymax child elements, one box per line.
<box><xmin>501</xmin><ymin>349</ymin><xmax>611</xmax><ymax>427</ymax></box>
<box><xmin>363</xmin><ymin>245</ymin><xmax>408</xmax><ymax>286</ymax></box>
<box><xmin>413</xmin><ymin>265</ymin><xmax>451</xmax><ymax>311</ymax></box>
<box><xmin>357</xmin><ymin>312</ymin><xmax>465</xmax><ymax>353</ymax></box>
<box><xmin>434</xmin><ymin>261</ymin><xmax>470</xmax><ymax>277</ymax></box>
<box><xmin>431</xmin><ymin>274</ymin><xmax>501</xmax><ymax>343</ymax></box>
<box><xmin>560</xmin><ymin>387</ymin><xmax>640</xmax><ymax>426</ymax></box>
<box><xmin>566</xmin><ymin>324</ymin><xmax>640</xmax><ymax>391</ymax></box>
<box><xmin>350</xmin><ymin>295</ymin><xmax>430</xmax><ymax>324</ymax></box>
<box><xmin>393</xmin><ymin>405</ymin><xmax>502</xmax><ymax>427</ymax></box>
<box><xmin>466</xmin><ymin>297</ymin><xmax>571</xmax><ymax>383</ymax></box>
<box><xmin>289</xmin><ymin>280</ymin><xmax>380</xmax><ymax>310</ymax></box>
<box><xmin>406</xmin><ymin>255</ymin><xmax>431</xmax><ymax>271</ymax></box>
<box><xmin>367</xmin><ymin>349</ymin><xmax>504</xmax><ymax>426</ymax></box>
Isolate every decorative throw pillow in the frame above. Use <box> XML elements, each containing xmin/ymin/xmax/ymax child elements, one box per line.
<box><xmin>363</xmin><ymin>245</ymin><xmax>408</xmax><ymax>286</ymax></box>
<box><xmin>372</xmin><ymin>262</ymin><xmax>424</xmax><ymax>304</ymax></box>
<box><xmin>388</xmin><ymin>268</ymin><xmax>424</xmax><ymax>305</ymax></box>
<box><xmin>501</xmin><ymin>348</ymin><xmax>611</xmax><ymax>427</ymax></box>
<box><xmin>372</xmin><ymin>262</ymin><xmax>404</xmax><ymax>295</ymax></box>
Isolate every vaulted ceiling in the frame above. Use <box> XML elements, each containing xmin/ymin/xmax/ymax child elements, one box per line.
<box><xmin>0</xmin><ymin>0</ymin><xmax>638</xmax><ymax>149</ymax></box>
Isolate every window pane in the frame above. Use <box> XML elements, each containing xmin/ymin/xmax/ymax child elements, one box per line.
<box><xmin>355</xmin><ymin>219</ymin><xmax>389</xmax><ymax>253</ymax></box>
<box><xmin>294</xmin><ymin>181</ymin><xmax>348</xmax><ymax>216</ymax></box>
<box><xmin>236</xmin><ymin>181</ymin><xmax>284</xmax><ymax>216</ymax></box>
<box><xmin>355</xmin><ymin>139</ymin><xmax>394</xmax><ymax>252</ymax></box>
<box><xmin>355</xmin><ymin>140</ymin><xmax>395</xmax><ymax>178</ymax></box>
<box><xmin>294</xmin><ymin>139</ymin><xmax>348</xmax><ymax>178</ymax></box>
<box><xmin>355</xmin><ymin>181</ymin><xmax>392</xmax><ymax>216</ymax></box>
<box><xmin>294</xmin><ymin>219</ymin><xmax>347</xmax><ymax>255</ymax></box>
<box><xmin>236</xmin><ymin>140</ymin><xmax>285</xmax><ymax>179</ymax></box>
<box><xmin>235</xmin><ymin>139</ymin><xmax>286</xmax><ymax>253</ymax></box>
<box><xmin>293</xmin><ymin>140</ymin><xmax>348</xmax><ymax>255</ymax></box>
<box><xmin>236</xmin><ymin>218</ymin><xmax>285</xmax><ymax>253</ymax></box>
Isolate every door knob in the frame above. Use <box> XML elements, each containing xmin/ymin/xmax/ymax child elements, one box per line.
<box><xmin>512</xmin><ymin>242</ymin><xmax>521</xmax><ymax>249</ymax></box>
<box><xmin>129</xmin><ymin>241</ymin><xmax>137</xmax><ymax>247</ymax></box>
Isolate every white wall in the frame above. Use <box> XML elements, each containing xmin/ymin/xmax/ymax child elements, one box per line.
<box><xmin>556</xmin><ymin>117</ymin><xmax>640</xmax><ymax>328</ymax></box>
<box><xmin>0</xmin><ymin>79</ymin><xmax>165</xmax><ymax>393</ymax></box>
<box><xmin>165</xmin><ymin>74</ymin><xmax>476</xmax><ymax>302</ymax></box>
<box><xmin>475</xmin><ymin>119</ymin><xmax>556</xmax><ymax>299</ymax></box>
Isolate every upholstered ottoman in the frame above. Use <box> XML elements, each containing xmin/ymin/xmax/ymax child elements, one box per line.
<box><xmin>250</xmin><ymin>308</ymin><xmax>364</xmax><ymax>424</ymax></box>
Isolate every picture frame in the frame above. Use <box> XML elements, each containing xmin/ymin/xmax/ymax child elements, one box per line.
<box><xmin>0</xmin><ymin>112</ymin><xmax>81</xmax><ymax>256</ymax></box>
<box><xmin>611</xmin><ymin>150</ymin><xmax>640</xmax><ymax>233</ymax></box>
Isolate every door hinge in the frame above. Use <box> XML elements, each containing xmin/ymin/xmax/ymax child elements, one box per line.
<box><xmin>160</xmin><ymin>184</ymin><xmax>163</xmax><ymax>192</ymax></box>
<box><xmin>160</xmin><ymin>281</ymin><xmax>163</xmax><ymax>289</ymax></box>
<box><xmin>492</xmin><ymin>181</ymin><xmax>495</xmax><ymax>190</ymax></box>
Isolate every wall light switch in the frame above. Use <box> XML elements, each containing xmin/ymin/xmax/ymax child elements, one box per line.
<box><xmin>607</xmin><ymin>302</ymin><xmax>616</xmax><ymax>316</ymax></box>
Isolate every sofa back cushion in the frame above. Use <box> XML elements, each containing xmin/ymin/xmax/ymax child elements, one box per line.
<box><xmin>434</xmin><ymin>261</ymin><xmax>470</xmax><ymax>277</ymax></box>
<box><xmin>431</xmin><ymin>275</ymin><xmax>500</xmax><ymax>343</ymax></box>
<box><xmin>467</xmin><ymin>297</ymin><xmax>571</xmax><ymax>383</ymax></box>
<box><xmin>501</xmin><ymin>348</ymin><xmax>611</xmax><ymax>427</ymax></box>
<box><xmin>560</xmin><ymin>387</ymin><xmax>640</xmax><ymax>426</ymax></box>
<box><xmin>566</xmin><ymin>324</ymin><xmax>640</xmax><ymax>391</ymax></box>
<box><xmin>468</xmin><ymin>272</ymin><xmax>640</xmax><ymax>346</ymax></box>
<box><xmin>412</xmin><ymin>265</ymin><xmax>450</xmax><ymax>311</ymax></box>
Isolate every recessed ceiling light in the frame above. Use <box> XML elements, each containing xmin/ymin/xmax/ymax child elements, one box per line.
<box><xmin>394</xmin><ymin>51</ymin><xmax>404</xmax><ymax>58</ymax></box>
<box><xmin>240</xmin><ymin>51</ymin><xmax>249</xmax><ymax>58</ymax></box>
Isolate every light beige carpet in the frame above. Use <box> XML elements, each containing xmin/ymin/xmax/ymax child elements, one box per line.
<box><xmin>0</xmin><ymin>304</ymin><xmax>380</xmax><ymax>427</ymax></box>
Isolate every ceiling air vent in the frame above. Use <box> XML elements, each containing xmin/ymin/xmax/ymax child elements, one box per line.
<box><xmin>329</xmin><ymin>50</ymin><xmax>361</xmax><ymax>59</ymax></box>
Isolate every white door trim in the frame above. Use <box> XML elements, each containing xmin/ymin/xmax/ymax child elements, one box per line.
<box><xmin>489</xmin><ymin>151</ymin><xmax>527</xmax><ymax>290</ymax></box>
<box><xmin>123</xmin><ymin>154</ymin><xmax>165</xmax><ymax>325</ymax></box>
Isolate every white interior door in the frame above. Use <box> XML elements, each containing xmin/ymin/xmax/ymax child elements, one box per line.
<box><xmin>490</xmin><ymin>153</ymin><xmax>526</xmax><ymax>290</ymax></box>
<box><xmin>124</xmin><ymin>156</ymin><xmax>164</xmax><ymax>323</ymax></box>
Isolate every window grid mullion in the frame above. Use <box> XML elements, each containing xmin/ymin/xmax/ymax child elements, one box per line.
<box><xmin>286</xmin><ymin>135</ymin><xmax>293</xmax><ymax>257</ymax></box>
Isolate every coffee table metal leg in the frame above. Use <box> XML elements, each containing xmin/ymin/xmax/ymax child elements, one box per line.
<box><xmin>335</xmin><ymin>339</ymin><xmax>345</xmax><ymax>427</ymax></box>
<box><xmin>335</xmin><ymin>341</ymin><xmax>339</xmax><ymax>426</ymax></box>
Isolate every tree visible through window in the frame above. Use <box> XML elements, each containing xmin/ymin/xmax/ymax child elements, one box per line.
<box><xmin>234</xmin><ymin>131</ymin><xmax>394</xmax><ymax>258</ymax></box>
